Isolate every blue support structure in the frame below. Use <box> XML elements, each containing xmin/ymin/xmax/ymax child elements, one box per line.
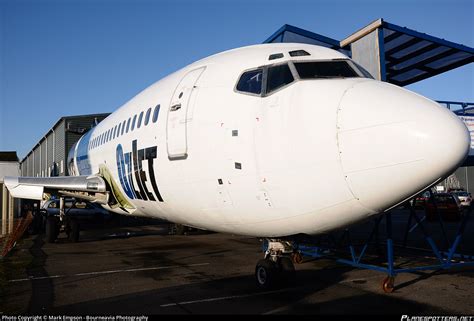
<box><xmin>288</xmin><ymin>204</ymin><xmax>474</xmax><ymax>292</ymax></box>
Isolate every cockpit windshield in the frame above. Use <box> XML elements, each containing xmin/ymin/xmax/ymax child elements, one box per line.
<box><xmin>235</xmin><ymin>58</ymin><xmax>373</xmax><ymax>97</ymax></box>
<box><xmin>294</xmin><ymin>61</ymin><xmax>360</xmax><ymax>79</ymax></box>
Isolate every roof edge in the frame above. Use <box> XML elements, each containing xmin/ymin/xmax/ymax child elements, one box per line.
<box><xmin>340</xmin><ymin>18</ymin><xmax>384</xmax><ymax>48</ymax></box>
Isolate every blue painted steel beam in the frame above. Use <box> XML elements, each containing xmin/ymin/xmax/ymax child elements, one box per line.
<box><xmin>382</xmin><ymin>20</ymin><xmax>474</xmax><ymax>54</ymax></box>
<box><xmin>263</xmin><ymin>24</ymin><xmax>341</xmax><ymax>49</ymax></box>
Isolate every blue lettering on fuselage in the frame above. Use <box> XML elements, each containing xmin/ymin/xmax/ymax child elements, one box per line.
<box><xmin>116</xmin><ymin>144</ymin><xmax>134</xmax><ymax>199</ymax></box>
<box><xmin>116</xmin><ymin>140</ymin><xmax>163</xmax><ymax>202</ymax></box>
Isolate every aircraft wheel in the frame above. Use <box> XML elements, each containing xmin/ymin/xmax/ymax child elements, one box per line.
<box><xmin>255</xmin><ymin>259</ymin><xmax>278</xmax><ymax>290</ymax></box>
<box><xmin>45</xmin><ymin>216</ymin><xmax>59</xmax><ymax>243</ymax></box>
<box><xmin>382</xmin><ymin>276</ymin><xmax>395</xmax><ymax>293</ymax></box>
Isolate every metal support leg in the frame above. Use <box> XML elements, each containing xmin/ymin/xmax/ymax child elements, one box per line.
<box><xmin>446</xmin><ymin>208</ymin><xmax>471</xmax><ymax>262</ymax></box>
<box><xmin>59</xmin><ymin>197</ymin><xmax>65</xmax><ymax>223</ymax></box>
<box><xmin>402</xmin><ymin>202</ymin><xmax>415</xmax><ymax>248</ymax></box>
<box><xmin>386</xmin><ymin>212</ymin><xmax>395</xmax><ymax>277</ymax></box>
<box><xmin>355</xmin><ymin>215</ymin><xmax>384</xmax><ymax>264</ymax></box>
<box><xmin>411</xmin><ymin>209</ymin><xmax>444</xmax><ymax>263</ymax></box>
<box><xmin>429</xmin><ymin>191</ymin><xmax>450</xmax><ymax>250</ymax></box>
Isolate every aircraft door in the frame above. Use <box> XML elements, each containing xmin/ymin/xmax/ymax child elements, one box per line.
<box><xmin>166</xmin><ymin>67</ymin><xmax>206</xmax><ymax>160</ymax></box>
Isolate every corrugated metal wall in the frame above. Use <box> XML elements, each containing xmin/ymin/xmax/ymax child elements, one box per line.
<box><xmin>33</xmin><ymin>148</ymin><xmax>39</xmax><ymax>177</ymax></box>
<box><xmin>55</xmin><ymin>120</ymin><xmax>66</xmax><ymax>175</ymax></box>
<box><xmin>20</xmin><ymin>114</ymin><xmax>110</xmax><ymax>177</ymax></box>
<box><xmin>47</xmin><ymin>134</ymin><xmax>54</xmax><ymax>176</ymax></box>
<box><xmin>454</xmin><ymin>166</ymin><xmax>474</xmax><ymax>194</ymax></box>
<box><xmin>40</xmin><ymin>140</ymin><xmax>46</xmax><ymax>177</ymax></box>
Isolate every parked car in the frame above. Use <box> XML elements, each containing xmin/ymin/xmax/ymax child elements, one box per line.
<box><xmin>40</xmin><ymin>198</ymin><xmax>112</xmax><ymax>242</ymax></box>
<box><xmin>413</xmin><ymin>190</ymin><xmax>431</xmax><ymax>208</ymax></box>
<box><xmin>425</xmin><ymin>193</ymin><xmax>463</xmax><ymax>221</ymax></box>
<box><xmin>41</xmin><ymin>199</ymin><xmax>111</xmax><ymax>221</ymax></box>
<box><xmin>450</xmin><ymin>191</ymin><xmax>472</xmax><ymax>207</ymax></box>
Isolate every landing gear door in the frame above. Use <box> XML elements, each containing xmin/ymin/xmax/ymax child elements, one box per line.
<box><xmin>166</xmin><ymin>67</ymin><xmax>206</xmax><ymax>160</ymax></box>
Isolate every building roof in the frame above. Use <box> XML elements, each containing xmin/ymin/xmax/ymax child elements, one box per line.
<box><xmin>264</xmin><ymin>24</ymin><xmax>341</xmax><ymax>50</ymax></box>
<box><xmin>21</xmin><ymin>113</ymin><xmax>111</xmax><ymax>163</ymax></box>
<box><xmin>0</xmin><ymin>151</ymin><xmax>19</xmax><ymax>162</ymax></box>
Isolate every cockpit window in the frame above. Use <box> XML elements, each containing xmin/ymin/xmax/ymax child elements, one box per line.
<box><xmin>294</xmin><ymin>61</ymin><xmax>359</xmax><ymax>79</ymax></box>
<box><xmin>236</xmin><ymin>68</ymin><xmax>263</xmax><ymax>95</ymax></box>
<box><xmin>289</xmin><ymin>50</ymin><xmax>310</xmax><ymax>57</ymax></box>
<box><xmin>266</xmin><ymin>63</ymin><xmax>294</xmax><ymax>94</ymax></box>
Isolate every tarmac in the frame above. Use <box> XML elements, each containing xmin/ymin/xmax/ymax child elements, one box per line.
<box><xmin>1</xmin><ymin>208</ymin><xmax>473</xmax><ymax>315</ymax></box>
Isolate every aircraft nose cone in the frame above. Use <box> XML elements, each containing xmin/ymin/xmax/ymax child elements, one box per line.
<box><xmin>337</xmin><ymin>81</ymin><xmax>470</xmax><ymax>212</ymax></box>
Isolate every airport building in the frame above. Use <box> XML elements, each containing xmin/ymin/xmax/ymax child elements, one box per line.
<box><xmin>20</xmin><ymin>113</ymin><xmax>110</xmax><ymax>178</ymax></box>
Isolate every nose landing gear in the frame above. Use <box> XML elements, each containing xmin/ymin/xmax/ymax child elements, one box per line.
<box><xmin>255</xmin><ymin>239</ymin><xmax>296</xmax><ymax>289</ymax></box>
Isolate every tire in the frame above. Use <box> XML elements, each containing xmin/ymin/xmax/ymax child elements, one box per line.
<box><xmin>255</xmin><ymin>259</ymin><xmax>278</xmax><ymax>290</ymax></box>
<box><xmin>69</xmin><ymin>219</ymin><xmax>80</xmax><ymax>242</ymax></box>
<box><xmin>45</xmin><ymin>216</ymin><xmax>58</xmax><ymax>243</ymax></box>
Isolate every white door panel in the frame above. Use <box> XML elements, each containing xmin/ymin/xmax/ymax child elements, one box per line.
<box><xmin>167</xmin><ymin>67</ymin><xmax>206</xmax><ymax>160</ymax></box>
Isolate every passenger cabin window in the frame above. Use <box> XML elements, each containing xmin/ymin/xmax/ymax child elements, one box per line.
<box><xmin>152</xmin><ymin>105</ymin><xmax>160</xmax><ymax>123</ymax></box>
<box><xmin>236</xmin><ymin>69</ymin><xmax>263</xmax><ymax>95</ymax></box>
<box><xmin>126</xmin><ymin>118</ymin><xmax>131</xmax><ymax>133</ymax></box>
<box><xmin>294</xmin><ymin>61</ymin><xmax>359</xmax><ymax>79</ymax></box>
<box><xmin>131</xmin><ymin>115</ymin><xmax>137</xmax><ymax>131</ymax></box>
<box><xmin>137</xmin><ymin>111</ymin><xmax>144</xmax><ymax>128</ymax></box>
<box><xmin>144</xmin><ymin>108</ymin><xmax>151</xmax><ymax>126</ymax></box>
<box><xmin>121</xmin><ymin>120</ymin><xmax>126</xmax><ymax>135</ymax></box>
<box><xmin>266</xmin><ymin>63</ymin><xmax>294</xmax><ymax>94</ymax></box>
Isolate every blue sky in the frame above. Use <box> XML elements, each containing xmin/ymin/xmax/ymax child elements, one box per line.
<box><xmin>1</xmin><ymin>0</ymin><xmax>473</xmax><ymax>159</ymax></box>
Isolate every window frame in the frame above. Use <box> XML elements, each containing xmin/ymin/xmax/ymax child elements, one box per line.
<box><xmin>234</xmin><ymin>58</ymin><xmax>366</xmax><ymax>98</ymax></box>
<box><xmin>234</xmin><ymin>67</ymin><xmax>265</xmax><ymax>97</ymax></box>
<box><xmin>234</xmin><ymin>62</ymin><xmax>298</xmax><ymax>98</ymax></box>
<box><xmin>264</xmin><ymin>62</ymin><xmax>297</xmax><ymax>96</ymax></box>
<box><xmin>293</xmin><ymin>59</ymin><xmax>364</xmax><ymax>81</ymax></box>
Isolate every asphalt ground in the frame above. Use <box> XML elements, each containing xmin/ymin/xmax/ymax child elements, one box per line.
<box><xmin>1</xmin><ymin>208</ymin><xmax>473</xmax><ymax>315</ymax></box>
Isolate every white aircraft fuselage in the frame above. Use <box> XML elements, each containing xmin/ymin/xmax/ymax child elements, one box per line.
<box><xmin>12</xmin><ymin>43</ymin><xmax>472</xmax><ymax>237</ymax></box>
